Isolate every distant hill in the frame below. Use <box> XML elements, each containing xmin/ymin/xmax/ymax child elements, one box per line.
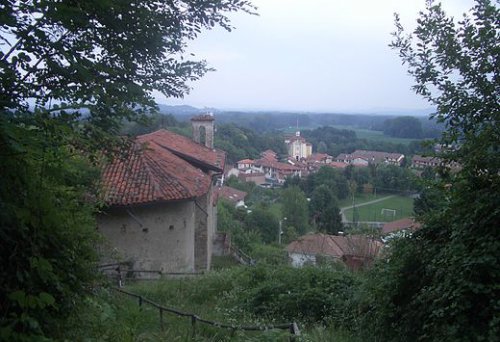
<box><xmin>157</xmin><ymin>104</ymin><xmax>218</xmax><ymax>116</ymax></box>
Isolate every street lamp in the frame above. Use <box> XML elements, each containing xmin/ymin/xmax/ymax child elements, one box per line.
<box><xmin>278</xmin><ymin>217</ymin><xmax>287</xmax><ymax>244</ymax></box>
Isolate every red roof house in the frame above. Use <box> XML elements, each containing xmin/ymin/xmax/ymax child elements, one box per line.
<box><xmin>382</xmin><ymin>218</ymin><xmax>421</xmax><ymax>235</ymax></box>
<box><xmin>98</xmin><ymin>117</ymin><xmax>224</xmax><ymax>277</ymax></box>
<box><xmin>286</xmin><ymin>233</ymin><xmax>383</xmax><ymax>270</ymax></box>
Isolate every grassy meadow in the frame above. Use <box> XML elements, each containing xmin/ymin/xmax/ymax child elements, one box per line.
<box><xmin>343</xmin><ymin>195</ymin><xmax>415</xmax><ymax>222</ymax></box>
<box><xmin>328</xmin><ymin>125</ymin><xmax>419</xmax><ymax>145</ymax></box>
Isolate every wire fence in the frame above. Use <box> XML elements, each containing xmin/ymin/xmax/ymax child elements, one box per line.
<box><xmin>113</xmin><ymin>287</ymin><xmax>300</xmax><ymax>340</ymax></box>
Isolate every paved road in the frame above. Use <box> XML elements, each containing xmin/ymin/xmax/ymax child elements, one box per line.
<box><xmin>340</xmin><ymin>195</ymin><xmax>396</xmax><ymax>223</ymax></box>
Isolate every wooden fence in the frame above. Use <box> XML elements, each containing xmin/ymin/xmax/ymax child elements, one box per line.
<box><xmin>113</xmin><ymin>287</ymin><xmax>300</xmax><ymax>340</ymax></box>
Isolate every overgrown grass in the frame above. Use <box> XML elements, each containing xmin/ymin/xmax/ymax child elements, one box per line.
<box><xmin>61</xmin><ymin>265</ymin><xmax>362</xmax><ymax>341</ymax></box>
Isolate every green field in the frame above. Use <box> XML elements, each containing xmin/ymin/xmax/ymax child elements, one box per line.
<box><xmin>329</xmin><ymin>125</ymin><xmax>419</xmax><ymax>145</ymax></box>
<box><xmin>338</xmin><ymin>193</ymin><xmax>378</xmax><ymax>208</ymax></box>
<box><xmin>343</xmin><ymin>195</ymin><xmax>414</xmax><ymax>222</ymax></box>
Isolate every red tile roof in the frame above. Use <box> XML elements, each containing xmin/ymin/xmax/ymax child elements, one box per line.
<box><xmin>286</xmin><ymin>233</ymin><xmax>383</xmax><ymax>259</ymax></box>
<box><xmin>138</xmin><ymin>129</ymin><xmax>225</xmax><ymax>171</ymax></box>
<box><xmin>382</xmin><ymin>218</ymin><xmax>421</xmax><ymax>235</ymax></box>
<box><xmin>328</xmin><ymin>162</ymin><xmax>349</xmax><ymax>169</ymax></box>
<box><xmin>101</xmin><ymin>129</ymin><xmax>225</xmax><ymax>207</ymax></box>
<box><xmin>237</xmin><ymin>159</ymin><xmax>254</xmax><ymax>164</ymax></box>
<box><xmin>254</xmin><ymin>158</ymin><xmax>300</xmax><ymax>171</ymax></box>
<box><xmin>215</xmin><ymin>186</ymin><xmax>247</xmax><ymax>205</ymax></box>
<box><xmin>307</xmin><ymin>153</ymin><xmax>331</xmax><ymax>162</ymax></box>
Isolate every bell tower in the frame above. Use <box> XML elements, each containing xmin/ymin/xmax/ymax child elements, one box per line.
<box><xmin>191</xmin><ymin>114</ymin><xmax>215</xmax><ymax>149</ymax></box>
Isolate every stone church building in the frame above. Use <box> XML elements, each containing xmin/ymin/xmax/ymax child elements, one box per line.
<box><xmin>97</xmin><ymin>115</ymin><xmax>224</xmax><ymax>276</ymax></box>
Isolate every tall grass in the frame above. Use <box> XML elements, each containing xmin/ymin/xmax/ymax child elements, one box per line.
<box><xmin>60</xmin><ymin>265</ymin><xmax>363</xmax><ymax>341</ymax></box>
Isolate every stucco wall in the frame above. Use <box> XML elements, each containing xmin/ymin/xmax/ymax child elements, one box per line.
<box><xmin>97</xmin><ymin>200</ymin><xmax>196</xmax><ymax>274</ymax></box>
<box><xmin>289</xmin><ymin>252</ymin><xmax>316</xmax><ymax>267</ymax></box>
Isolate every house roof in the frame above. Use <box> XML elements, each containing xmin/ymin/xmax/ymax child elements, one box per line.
<box><xmin>337</xmin><ymin>150</ymin><xmax>404</xmax><ymax>164</ymax></box>
<box><xmin>254</xmin><ymin>158</ymin><xmax>300</xmax><ymax>171</ymax></box>
<box><xmin>307</xmin><ymin>153</ymin><xmax>331</xmax><ymax>163</ymax></box>
<box><xmin>260</xmin><ymin>150</ymin><xmax>278</xmax><ymax>161</ymax></box>
<box><xmin>237</xmin><ymin>159</ymin><xmax>254</xmax><ymax>164</ymax></box>
<box><xmin>286</xmin><ymin>233</ymin><xmax>383</xmax><ymax>259</ymax></box>
<box><xmin>382</xmin><ymin>218</ymin><xmax>421</xmax><ymax>235</ymax></box>
<box><xmin>101</xmin><ymin>129</ymin><xmax>225</xmax><ymax>207</ymax></box>
<box><xmin>328</xmin><ymin>161</ymin><xmax>349</xmax><ymax>169</ymax></box>
<box><xmin>138</xmin><ymin>129</ymin><xmax>225</xmax><ymax>171</ymax></box>
<box><xmin>412</xmin><ymin>155</ymin><xmax>441</xmax><ymax>163</ymax></box>
<box><xmin>215</xmin><ymin>186</ymin><xmax>247</xmax><ymax>205</ymax></box>
<box><xmin>351</xmin><ymin>150</ymin><xmax>404</xmax><ymax>162</ymax></box>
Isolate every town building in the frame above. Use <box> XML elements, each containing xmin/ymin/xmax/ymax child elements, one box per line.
<box><xmin>97</xmin><ymin>115</ymin><xmax>225</xmax><ymax>277</ymax></box>
<box><xmin>411</xmin><ymin>155</ymin><xmax>442</xmax><ymax>169</ymax></box>
<box><xmin>284</xmin><ymin>131</ymin><xmax>312</xmax><ymax>161</ymax></box>
<box><xmin>215</xmin><ymin>185</ymin><xmax>247</xmax><ymax>208</ymax></box>
<box><xmin>286</xmin><ymin>233</ymin><xmax>383</xmax><ymax>270</ymax></box>
<box><xmin>336</xmin><ymin>150</ymin><xmax>405</xmax><ymax>166</ymax></box>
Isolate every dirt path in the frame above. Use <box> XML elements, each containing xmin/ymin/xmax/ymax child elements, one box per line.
<box><xmin>340</xmin><ymin>195</ymin><xmax>396</xmax><ymax>223</ymax></box>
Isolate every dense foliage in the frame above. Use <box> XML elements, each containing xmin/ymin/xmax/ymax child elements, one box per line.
<box><xmin>357</xmin><ymin>1</ymin><xmax>500</xmax><ymax>340</ymax></box>
<box><xmin>383</xmin><ymin>116</ymin><xmax>423</xmax><ymax>139</ymax></box>
<box><xmin>0</xmin><ymin>0</ymin><xmax>253</xmax><ymax>339</ymax></box>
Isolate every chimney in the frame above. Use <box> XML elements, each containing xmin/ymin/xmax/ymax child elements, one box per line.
<box><xmin>191</xmin><ymin>113</ymin><xmax>215</xmax><ymax>149</ymax></box>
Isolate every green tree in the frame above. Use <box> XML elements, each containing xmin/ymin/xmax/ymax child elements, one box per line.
<box><xmin>281</xmin><ymin>186</ymin><xmax>310</xmax><ymax>235</ymax></box>
<box><xmin>310</xmin><ymin>185</ymin><xmax>343</xmax><ymax>235</ymax></box>
<box><xmin>1</xmin><ymin>1</ymin><xmax>254</xmax><ymax>339</ymax></box>
<box><xmin>306</xmin><ymin>166</ymin><xmax>350</xmax><ymax>200</ymax></box>
<box><xmin>383</xmin><ymin>116</ymin><xmax>423</xmax><ymax>139</ymax></box>
<box><xmin>359</xmin><ymin>1</ymin><xmax>500</xmax><ymax>340</ymax></box>
<box><xmin>244</xmin><ymin>204</ymin><xmax>279</xmax><ymax>244</ymax></box>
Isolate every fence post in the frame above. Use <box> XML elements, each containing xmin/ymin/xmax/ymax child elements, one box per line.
<box><xmin>289</xmin><ymin>322</ymin><xmax>300</xmax><ymax>341</ymax></box>
<box><xmin>191</xmin><ymin>315</ymin><xmax>197</xmax><ymax>338</ymax></box>
<box><xmin>159</xmin><ymin>308</ymin><xmax>164</xmax><ymax>331</ymax></box>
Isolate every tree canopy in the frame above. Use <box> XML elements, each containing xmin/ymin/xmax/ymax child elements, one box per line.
<box><xmin>0</xmin><ymin>1</ymin><xmax>254</xmax><ymax>339</ymax></box>
<box><xmin>359</xmin><ymin>1</ymin><xmax>500</xmax><ymax>340</ymax></box>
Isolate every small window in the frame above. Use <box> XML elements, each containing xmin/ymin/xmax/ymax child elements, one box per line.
<box><xmin>169</xmin><ymin>225</ymin><xmax>174</xmax><ymax>231</ymax></box>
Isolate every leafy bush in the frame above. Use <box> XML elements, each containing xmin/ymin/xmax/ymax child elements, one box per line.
<box><xmin>238</xmin><ymin>265</ymin><xmax>359</xmax><ymax>325</ymax></box>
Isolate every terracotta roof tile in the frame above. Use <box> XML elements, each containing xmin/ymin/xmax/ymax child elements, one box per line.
<box><xmin>215</xmin><ymin>186</ymin><xmax>247</xmax><ymax>204</ymax></box>
<box><xmin>286</xmin><ymin>233</ymin><xmax>382</xmax><ymax>259</ymax></box>
<box><xmin>137</xmin><ymin>129</ymin><xmax>225</xmax><ymax>171</ymax></box>
<box><xmin>101</xmin><ymin>129</ymin><xmax>225</xmax><ymax>207</ymax></box>
<box><xmin>382</xmin><ymin>218</ymin><xmax>421</xmax><ymax>235</ymax></box>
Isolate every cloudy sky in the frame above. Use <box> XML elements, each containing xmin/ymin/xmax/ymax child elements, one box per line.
<box><xmin>158</xmin><ymin>0</ymin><xmax>474</xmax><ymax>113</ymax></box>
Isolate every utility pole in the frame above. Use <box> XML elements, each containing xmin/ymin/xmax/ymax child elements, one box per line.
<box><xmin>279</xmin><ymin>219</ymin><xmax>282</xmax><ymax>244</ymax></box>
<box><xmin>278</xmin><ymin>217</ymin><xmax>286</xmax><ymax>244</ymax></box>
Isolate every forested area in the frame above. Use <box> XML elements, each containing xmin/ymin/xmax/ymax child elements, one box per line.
<box><xmin>123</xmin><ymin>113</ymin><xmax>431</xmax><ymax>164</ymax></box>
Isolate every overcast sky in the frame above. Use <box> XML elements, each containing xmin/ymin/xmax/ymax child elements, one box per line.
<box><xmin>157</xmin><ymin>0</ymin><xmax>474</xmax><ymax>113</ymax></box>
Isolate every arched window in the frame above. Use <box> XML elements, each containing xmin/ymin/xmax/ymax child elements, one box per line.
<box><xmin>199</xmin><ymin>125</ymin><xmax>206</xmax><ymax>146</ymax></box>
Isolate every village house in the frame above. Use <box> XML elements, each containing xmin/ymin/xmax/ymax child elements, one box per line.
<box><xmin>253</xmin><ymin>152</ymin><xmax>301</xmax><ymax>184</ymax></box>
<box><xmin>411</xmin><ymin>155</ymin><xmax>442</xmax><ymax>169</ymax></box>
<box><xmin>336</xmin><ymin>150</ymin><xmax>405</xmax><ymax>166</ymax></box>
<box><xmin>411</xmin><ymin>154</ymin><xmax>461</xmax><ymax>172</ymax></box>
<box><xmin>97</xmin><ymin>115</ymin><xmax>225</xmax><ymax>277</ymax></box>
<box><xmin>286</xmin><ymin>233</ymin><xmax>383</xmax><ymax>271</ymax></box>
<box><xmin>215</xmin><ymin>185</ymin><xmax>247</xmax><ymax>208</ymax></box>
<box><xmin>382</xmin><ymin>218</ymin><xmax>421</xmax><ymax>236</ymax></box>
